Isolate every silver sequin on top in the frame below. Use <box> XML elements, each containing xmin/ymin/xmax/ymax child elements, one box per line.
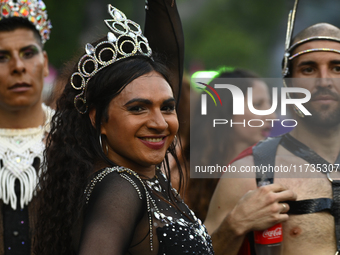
<box><xmin>84</xmin><ymin>166</ymin><xmax>214</xmax><ymax>254</ymax></box>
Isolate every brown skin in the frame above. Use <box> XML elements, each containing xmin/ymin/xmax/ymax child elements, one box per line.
<box><xmin>90</xmin><ymin>71</ymin><xmax>179</xmax><ymax>179</ymax></box>
<box><xmin>82</xmin><ymin>71</ymin><xmax>179</xmax><ymax>254</ymax></box>
<box><xmin>0</xmin><ymin>28</ymin><xmax>49</xmax><ymax>128</ymax></box>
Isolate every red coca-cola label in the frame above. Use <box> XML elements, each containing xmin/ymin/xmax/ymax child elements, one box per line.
<box><xmin>254</xmin><ymin>223</ymin><xmax>283</xmax><ymax>245</ymax></box>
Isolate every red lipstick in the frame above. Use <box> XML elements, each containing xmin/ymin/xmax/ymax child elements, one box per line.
<box><xmin>139</xmin><ymin>137</ymin><xmax>166</xmax><ymax>150</ymax></box>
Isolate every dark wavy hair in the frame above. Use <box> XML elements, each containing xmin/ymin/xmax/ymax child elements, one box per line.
<box><xmin>34</xmin><ymin>36</ymin><xmax>183</xmax><ymax>255</ymax></box>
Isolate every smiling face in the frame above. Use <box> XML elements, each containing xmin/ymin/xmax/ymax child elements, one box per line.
<box><xmin>0</xmin><ymin>28</ymin><xmax>48</xmax><ymax>112</ymax></box>
<box><xmin>291</xmin><ymin>40</ymin><xmax>340</xmax><ymax>127</ymax></box>
<box><xmin>100</xmin><ymin>70</ymin><xmax>178</xmax><ymax>174</ymax></box>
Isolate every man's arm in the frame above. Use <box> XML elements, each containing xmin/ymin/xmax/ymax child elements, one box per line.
<box><xmin>204</xmin><ymin>156</ymin><xmax>297</xmax><ymax>255</ymax></box>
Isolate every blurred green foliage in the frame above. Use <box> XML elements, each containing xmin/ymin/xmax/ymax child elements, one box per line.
<box><xmin>182</xmin><ymin>0</ymin><xmax>286</xmax><ymax>76</ymax></box>
<box><xmin>43</xmin><ymin>0</ymin><xmax>88</xmax><ymax>68</ymax></box>
<box><xmin>44</xmin><ymin>0</ymin><xmax>329</xmax><ymax>78</ymax></box>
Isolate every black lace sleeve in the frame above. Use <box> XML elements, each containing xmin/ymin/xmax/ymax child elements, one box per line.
<box><xmin>144</xmin><ymin>0</ymin><xmax>184</xmax><ymax>102</ymax></box>
<box><xmin>77</xmin><ymin>170</ymin><xmax>146</xmax><ymax>255</ymax></box>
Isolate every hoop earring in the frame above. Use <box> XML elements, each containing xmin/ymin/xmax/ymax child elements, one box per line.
<box><xmin>105</xmin><ymin>143</ymin><xmax>109</xmax><ymax>155</ymax></box>
<box><xmin>99</xmin><ymin>134</ymin><xmax>103</xmax><ymax>148</ymax></box>
<box><xmin>173</xmin><ymin>135</ymin><xmax>178</xmax><ymax>146</ymax></box>
<box><xmin>99</xmin><ymin>134</ymin><xmax>109</xmax><ymax>155</ymax></box>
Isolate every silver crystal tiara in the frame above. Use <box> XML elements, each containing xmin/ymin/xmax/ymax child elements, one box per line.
<box><xmin>71</xmin><ymin>4</ymin><xmax>152</xmax><ymax>114</ymax></box>
<box><xmin>0</xmin><ymin>0</ymin><xmax>52</xmax><ymax>44</ymax></box>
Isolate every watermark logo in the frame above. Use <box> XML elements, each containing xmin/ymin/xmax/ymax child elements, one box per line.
<box><xmin>190</xmin><ymin>76</ymin><xmax>321</xmax><ymax>178</ymax></box>
<box><xmin>196</xmin><ymin>82</ymin><xmax>222</xmax><ymax>115</ymax></box>
<box><xmin>198</xmin><ymin>83</ymin><xmax>311</xmax><ymax>116</ymax></box>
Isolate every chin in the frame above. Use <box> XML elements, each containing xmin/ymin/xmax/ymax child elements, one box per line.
<box><xmin>8</xmin><ymin>98</ymin><xmax>41</xmax><ymax>108</ymax></box>
<box><xmin>150</xmin><ymin>158</ymin><xmax>165</xmax><ymax>166</ymax></box>
<box><xmin>138</xmin><ymin>158</ymin><xmax>165</xmax><ymax>167</ymax></box>
<box><xmin>150</xmin><ymin>152</ymin><xmax>168</xmax><ymax>162</ymax></box>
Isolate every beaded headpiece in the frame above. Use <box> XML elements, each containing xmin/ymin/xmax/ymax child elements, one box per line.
<box><xmin>71</xmin><ymin>4</ymin><xmax>153</xmax><ymax>114</ymax></box>
<box><xmin>0</xmin><ymin>0</ymin><xmax>52</xmax><ymax>43</ymax></box>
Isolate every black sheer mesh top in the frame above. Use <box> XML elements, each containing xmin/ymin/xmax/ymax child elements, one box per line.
<box><xmin>78</xmin><ymin>166</ymin><xmax>214</xmax><ymax>255</ymax></box>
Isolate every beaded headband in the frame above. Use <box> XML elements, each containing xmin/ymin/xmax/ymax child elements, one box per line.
<box><xmin>0</xmin><ymin>0</ymin><xmax>52</xmax><ymax>44</ymax></box>
<box><xmin>289</xmin><ymin>47</ymin><xmax>340</xmax><ymax>60</ymax></box>
<box><xmin>71</xmin><ymin>4</ymin><xmax>152</xmax><ymax>114</ymax></box>
<box><xmin>288</xmin><ymin>36</ymin><xmax>340</xmax><ymax>61</ymax></box>
<box><xmin>288</xmin><ymin>35</ymin><xmax>340</xmax><ymax>53</ymax></box>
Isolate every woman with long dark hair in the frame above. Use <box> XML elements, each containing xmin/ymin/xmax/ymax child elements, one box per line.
<box><xmin>34</xmin><ymin>3</ymin><xmax>213</xmax><ymax>255</ymax></box>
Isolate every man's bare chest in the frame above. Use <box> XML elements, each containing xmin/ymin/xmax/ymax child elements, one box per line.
<box><xmin>275</xmin><ymin>175</ymin><xmax>336</xmax><ymax>253</ymax></box>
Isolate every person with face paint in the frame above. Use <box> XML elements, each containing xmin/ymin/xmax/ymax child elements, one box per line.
<box><xmin>0</xmin><ymin>1</ymin><xmax>53</xmax><ymax>254</ymax></box>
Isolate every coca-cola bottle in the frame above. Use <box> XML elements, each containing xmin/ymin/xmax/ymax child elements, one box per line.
<box><xmin>254</xmin><ymin>223</ymin><xmax>283</xmax><ymax>255</ymax></box>
<box><xmin>254</xmin><ymin>180</ymin><xmax>283</xmax><ymax>255</ymax></box>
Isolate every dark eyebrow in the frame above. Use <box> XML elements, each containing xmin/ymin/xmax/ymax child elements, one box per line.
<box><xmin>124</xmin><ymin>98</ymin><xmax>152</xmax><ymax>106</ymax></box>
<box><xmin>163</xmin><ymin>98</ymin><xmax>176</xmax><ymax>104</ymax></box>
<box><xmin>0</xmin><ymin>49</ymin><xmax>9</xmax><ymax>54</ymax></box>
<box><xmin>297</xmin><ymin>61</ymin><xmax>316</xmax><ymax>67</ymax></box>
<box><xmin>297</xmin><ymin>60</ymin><xmax>340</xmax><ymax>67</ymax></box>
<box><xmin>0</xmin><ymin>45</ymin><xmax>39</xmax><ymax>55</ymax></box>
<box><xmin>124</xmin><ymin>97</ymin><xmax>176</xmax><ymax>106</ymax></box>
<box><xmin>330</xmin><ymin>60</ymin><xmax>340</xmax><ymax>65</ymax></box>
<box><xmin>20</xmin><ymin>45</ymin><xmax>40</xmax><ymax>52</ymax></box>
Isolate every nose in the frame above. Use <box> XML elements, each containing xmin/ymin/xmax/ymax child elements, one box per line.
<box><xmin>11</xmin><ymin>54</ymin><xmax>26</xmax><ymax>75</ymax></box>
<box><xmin>147</xmin><ymin>110</ymin><xmax>168</xmax><ymax>131</ymax></box>
<box><xmin>317</xmin><ymin>67</ymin><xmax>333</xmax><ymax>88</ymax></box>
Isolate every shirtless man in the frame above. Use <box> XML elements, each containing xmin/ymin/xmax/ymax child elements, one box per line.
<box><xmin>204</xmin><ymin>23</ymin><xmax>340</xmax><ymax>255</ymax></box>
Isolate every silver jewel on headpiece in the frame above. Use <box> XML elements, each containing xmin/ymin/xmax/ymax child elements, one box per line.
<box><xmin>71</xmin><ymin>4</ymin><xmax>153</xmax><ymax>114</ymax></box>
<box><xmin>0</xmin><ymin>0</ymin><xmax>52</xmax><ymax>43</ymax></box>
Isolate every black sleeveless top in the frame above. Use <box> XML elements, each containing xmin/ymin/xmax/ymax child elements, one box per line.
<box><xmin>82</xmin><ymin>166</ymin><xmax>214</xmax><ymax>255</ymax></box>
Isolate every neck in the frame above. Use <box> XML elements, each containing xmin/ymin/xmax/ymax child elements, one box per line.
<box><xmin>111</xmin><ymin>158</ymin><xmax>156</xmax><ymax>179</ymax></box>
<box><xmin>228</xmin><ymin>138</ymin><xmax>253</xmax><ymax>164</ymax></box>
<box><xmin>134</xmin><ymin>166</ymin><xmax>157</xmax><ymax>179</ymax></box>
<box><xmin>0</xmin><ymin>102</ymin><xmax>45</xmax><ymax>129</ymax></box>
<box><xmin>290</xmin><ymin>120</ymin><xmax>340</xmax><ymax>164</ymax></box>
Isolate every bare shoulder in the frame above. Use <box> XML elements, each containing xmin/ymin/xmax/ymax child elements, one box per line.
<box><xmin>204</xmin><ymin>155</ymin><xmax>257</xmax><ymax>233</ymax></box>
<box><xmin>233</xmin><ymin>154</ymin><xmax>254</xmax><ymax>166</ymax></box>
<box><xmin>212</xmin><ymin>155</ymin><xmax>258</xmax><ymax>205</ymax></box>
